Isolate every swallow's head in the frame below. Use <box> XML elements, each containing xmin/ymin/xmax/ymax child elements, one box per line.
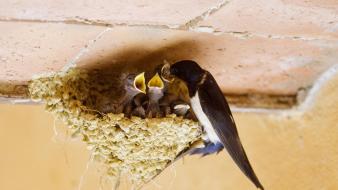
<box><xmin>125</xmin><ymin>72</ymin><xmax>146</xmax><ymax>94</ymax></box>
<box><xmin>147</xmin><ymin>73</ymin><xmax>164</xmax><ymax>90</ymax></box>
<box><xmin>160</xmin><ymin>60</ymin><xmax>174</xmax><ymax>83</ymax></box>
<box><xmin>169</xmin><ymin>60</ymin><xmax>204</xmax><ymax>85</ymax></box>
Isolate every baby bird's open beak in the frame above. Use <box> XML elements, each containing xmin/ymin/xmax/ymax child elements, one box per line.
<box><xmin>134</xmin><ymin>72</ymin><xmax>146</xmax><ymax>94</ymax></box>
<box><xmin>161</xmin><ymin>61</ymin><xmax>175</xmax><ymax>83</ymax></box>
<box><xmin>148</xmin><ymin>73</ymin><xmax>164</xmax><ymax>89</ymax></box>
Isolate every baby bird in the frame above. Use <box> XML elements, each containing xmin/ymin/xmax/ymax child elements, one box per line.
<box><xmin>130</xmin><ymin>93</ymin><xmax>148</xmax><ymax>118</ymax></box>
<box><xmin>158</xmin><ymin>62</ymin><xmax>192</xmax><ymax>117</ymax></box>
<box><xmin>146</xmin><ymin>73</ymin><xmax>165</xmax><ymax>118</ymax></box>
<box><xmin>122</xmin><ymin>72</ymin><xmax>146</xmax><ymax>117</ymax></box>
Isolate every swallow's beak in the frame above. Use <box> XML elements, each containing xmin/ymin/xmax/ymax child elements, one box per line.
<box><xmin>134</xmin><ymin>72</ymin><xmax>146</xmax><ymax>94</ymax></box>
<box><xmin>148</xmin><ymin>73</ymin><xmax>164</xmax><ymax>89</ymax></box>
<box><xmin>161</xmin><ymin>61</ymin><xmax>174</xmax><ymax>83</ymax></box>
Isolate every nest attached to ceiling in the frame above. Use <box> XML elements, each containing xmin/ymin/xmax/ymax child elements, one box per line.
<box><xmin>29</xmin><ymin>67</ymin><xmax>202</xmax><ymax>187</ymax></box>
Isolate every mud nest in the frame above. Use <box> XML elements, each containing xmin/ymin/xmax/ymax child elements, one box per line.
<box><xmin>29</xmin><ymin>67</ymin><xmax>202</xmax><ymax>187</ymax></box>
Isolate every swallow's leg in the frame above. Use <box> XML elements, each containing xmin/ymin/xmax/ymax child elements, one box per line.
<box><xmin>189</xmin><ymin>142</ymin><xmax>224</xmax><ymax>157</ymax></box>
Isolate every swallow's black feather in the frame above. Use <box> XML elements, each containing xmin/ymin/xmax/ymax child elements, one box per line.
<box><xmin>198</xmin><ymin>72</ymin><xmax>264</xmax><ymax>190</ymax></box>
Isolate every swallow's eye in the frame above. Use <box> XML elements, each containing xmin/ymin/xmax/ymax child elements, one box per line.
<box><xmin>170</xmin><ymin>68</ymin><xmax>178</xmax><ymax>75</ymax></box>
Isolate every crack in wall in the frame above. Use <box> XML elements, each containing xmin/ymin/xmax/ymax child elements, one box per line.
<box><xmin>179</xmin><ymin>0</ymin><xmax>231</xmax><ymax>30</ymax></box>
<box><xmin>28</xmin><ymin>27</ymin><xmax>112</xmax><ymax>81</ymax></box>
<box><xmin>67</xmin><ymin>16</ymin><xmax>182</xmax><ymax>29</ymax></box>
<box><xmin>60</xmin><ymin>27</ymin><xmax>112</xmax><ymax>72</ymax></box>
<box><xmin>0</xmin><ymin>17</ymin><xmax>177</xmax><ymax>29</ymax></box>
<box><xmin>1</xmin><ymin>17</ymin><xmax>336</xmax><ymax>43</ymax></box>
<box><xmin>0</xmin><ymin>0</ymin><xmax>232</xmax><ymax>30</ymax></box>
<box><xmin>220</xmin><ymin>30</ymin><xmax>338</xmax><ymax>42</ymax></box>
<box><xmin>192</xmin><ymin>26</ymin><xmax>338</xmax><ymax>42</ymax></box>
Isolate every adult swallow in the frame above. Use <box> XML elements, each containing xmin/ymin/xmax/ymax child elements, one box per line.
<box><xmin>158</xmin><ymin>61</ymin><xmax>193</xmax><ymax>117</ymax></box>
<box><xmin>146</xmin><ymin>73</ymin><xmax>165</xmax><ymax>118</ymax></box>
<box><xmin>169</xmin><ymin>60</ymin><xmax>264</xmax><ymax>190</ymax></box>
<box><xmin>122</xmin><ymin>72</ymin><xmax>147</xmax><ymax>117</ymax></box>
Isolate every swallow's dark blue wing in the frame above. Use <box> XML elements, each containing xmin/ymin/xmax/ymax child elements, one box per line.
<box><xmin>197</xmin><ymin>71</ymin><xmax>264</xmax><ymax>190</ymax></box>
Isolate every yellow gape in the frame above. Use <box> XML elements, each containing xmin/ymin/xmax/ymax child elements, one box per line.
<box><xmin>148</xmin><ymin>73</ymin><xmax>164</xmax><ymax>89</ymax></box>
<box><xmin>134</xmin><ymin>72</ymin><xmax>146</xmax><ymax>94</ymax></box>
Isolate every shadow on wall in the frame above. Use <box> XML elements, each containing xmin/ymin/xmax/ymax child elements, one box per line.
<box><xmin>76</xmin><ymin>38</ymin><xmax>201</xmax><ymax>113</ymax></box>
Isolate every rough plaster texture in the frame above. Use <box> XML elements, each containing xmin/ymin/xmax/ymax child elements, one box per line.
<box><xmin>0</xmin><ymin>65</ymin><xmax>337</xmax><ymax>190</ymax></box>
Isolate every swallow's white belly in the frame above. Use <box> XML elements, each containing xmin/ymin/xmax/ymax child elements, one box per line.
<box><xmin>190</xmin><ymin>93</ymin><xmax>220</xmax><ymax>144</ymax></box>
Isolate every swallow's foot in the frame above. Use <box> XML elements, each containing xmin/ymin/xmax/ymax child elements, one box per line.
<box><xmin>189</xmin><ymin>142</ymin><xmax>223</xmax><ymax>157</ymax></box>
